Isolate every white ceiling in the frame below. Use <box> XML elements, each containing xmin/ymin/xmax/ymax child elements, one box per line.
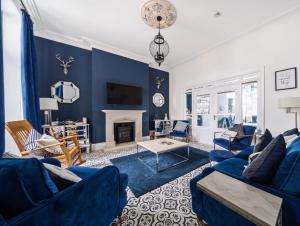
<box><xmin>26</xmin><ymin>0</ymin><xmax>300</xmax><ymax>69</ymax></box>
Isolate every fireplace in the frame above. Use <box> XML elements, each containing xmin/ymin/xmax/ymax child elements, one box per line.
<box><xmin>114</xmin><ymin>122</ymin><xmax>135</xmax><ymax>144</ymax></box>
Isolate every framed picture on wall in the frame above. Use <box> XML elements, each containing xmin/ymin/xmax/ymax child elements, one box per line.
<box><xmin>275</xmin><ymin>67</ymin><xmax>297</xmax><ymax>91</ymax></box>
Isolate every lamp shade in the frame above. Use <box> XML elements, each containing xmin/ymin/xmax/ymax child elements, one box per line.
<box><xmin>40</xmin><ymin>98</ymin><xmax>58</xmax><ymax>110</ymax></box>
<box><xmin>278</xmin><ymin>97</ymin><xmax>300</xmax><ymax>108</ymax></box>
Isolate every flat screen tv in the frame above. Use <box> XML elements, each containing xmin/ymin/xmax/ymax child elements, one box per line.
<box><xmin>107</xmin><ymin>82</ymin><xmax>143</xmax><ymax>105</ymax></box>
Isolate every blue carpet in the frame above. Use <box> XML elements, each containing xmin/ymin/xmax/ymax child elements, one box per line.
<box><xmin>111</xmin><ymin>147</ymin><xmax>209</xmax><ymax>197</ymax></box>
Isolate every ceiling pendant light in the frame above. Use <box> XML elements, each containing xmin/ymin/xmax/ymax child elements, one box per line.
<box><xmin>141</xmin><ymin>0</ymin><xmax>177</xmax><ymax>66</ymax></box>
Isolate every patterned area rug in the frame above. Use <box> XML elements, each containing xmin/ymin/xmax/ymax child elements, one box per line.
<box><xmin>82</xmin><ymin>144</ymin><xmax>212</xmax><ymax>226</ymax></box>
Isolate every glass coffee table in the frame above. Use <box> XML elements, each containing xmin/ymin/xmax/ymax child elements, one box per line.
<box><xmin>137</xmin><ymin>138</ymin><xmax>189</xmax><ymax>172</ymax></box>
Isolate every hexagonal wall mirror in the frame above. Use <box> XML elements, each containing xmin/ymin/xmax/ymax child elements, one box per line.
<box><xmin>51</xmin><ymin>81</ymin><xmax>80</xmax><ymax>103</ymax></box>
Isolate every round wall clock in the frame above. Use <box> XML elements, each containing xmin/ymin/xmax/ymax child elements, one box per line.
<box><xmin>153</xmin><ymin>93</ymin><xmax>165</xmax><ymax>107</ymax></box>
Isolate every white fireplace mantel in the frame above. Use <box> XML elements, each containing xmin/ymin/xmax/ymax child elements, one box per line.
<box><xmin>102</xmin><ymin>110</ymin><xmax>146</xmax><ymax>148</ymax></box>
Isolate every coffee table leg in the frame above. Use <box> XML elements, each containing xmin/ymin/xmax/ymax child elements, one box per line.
<box><xmin>137</xmin><ymin>144</ymin><xmax>139</xmax><ymax>153</ymax></box>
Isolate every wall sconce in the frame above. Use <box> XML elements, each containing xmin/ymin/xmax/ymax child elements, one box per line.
<box><xmin>278</xmin><ymin>97</ymin><xmax>300</xmax><ymax>128</ymax></box>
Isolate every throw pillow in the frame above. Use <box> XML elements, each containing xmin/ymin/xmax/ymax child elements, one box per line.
<box><xmin>242</xmin><ymin>135</ymin><xmax>286</xmax><ymax>185</ymax></box>
<box><xmin>284</xmin><ymin>134</ymin><xmax>299</xmax><ymax>147</ymax></box>
<box><xmin>0</xmin><ymin>167</ymin><xmax>36</xmax><ymax>219</ymax></box>
<box><xmin>283</xmin><ymin>128</ymin><xmax>299</xmax><ymax>136</ymax></box>
<box><xmin>36</xmin><ymin>134</ymin><xmax>64</xmax><ymax>155</ymax></box>
<box><xmin>43</xmin><ymin>163</ymin><xmax>81</xmax><ymax>191</ymax></box>
<box><xmin>254</xmin><ymin>129</ymin><xmax>273</xmax><ymax>153</ymax></box>
<box><xmin>248</xmin><ymin>152</ymin><xmax>261</xmax><ymax>164</ymax></box>
<box><xmin>229</xmin><ymin>123</ymin><xmax>244</xmax><ymax>138</ymax></box>
<box><xmin>24</xmin><ymin>129</ymin><xmax>42</xmax><ymax>151</ymax></box>
<box><xmin>174</xmin><ymin>121</ymin><xmax>188</xmax><ymax>132</ymax></box>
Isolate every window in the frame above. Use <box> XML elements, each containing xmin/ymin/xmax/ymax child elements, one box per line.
<box><xmin>217</xmin><ymin>91</ymin><xmax>236</xmax><ymax>128</ymax></box>
<box><xmin>242</xmin><ymin>82</ymin><xmax>258</xmax><ymax>125</ymax></box>
<box><xmin>3</xmin><ymin>0</ymin><xmax>23</xmax><ymax>154</ymax></box>
<box><xmin>196</xmin><ymin>94</ymin><xmax>210</xmax><ymax>126</ymax></box>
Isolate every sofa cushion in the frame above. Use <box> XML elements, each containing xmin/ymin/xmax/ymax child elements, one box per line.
<box><xmin>235</xmin><ymin>146</ymin><xmax>254</xmax><ymax>160</ymax></box>
<box><xmin>0</xmin><ymin>167</ymin><xmax>36</xmax><ymax>219</ymax></box>
<box><xmin>254</xmin><ymin>129</ymin><xmax>272</xmax><ymax>153</ymax></box>
<box><xmin>283</xmin><ymin>128</ymin><xmax>299</xmax><ymax>136</ymax></box>
<box><xmin>242</xmin><ymin>135</ymin><xmax>286</xmax><ymax>185</ymax></box>
<box><xmin>214</xmin><ymin>158</ymin><xmax>248</xmax><ymax>178</ymax></box>
<box><xmin>0</xmin><ymin>158</ymin><xmax>58</xmax><ymax>202</ymax></box>
<box><xmin>273</xmin><ymin>136</ymin><xmax>300</xmax><ymax>195</ymax></box>
<box><xmin>213</xmin><ymin>138</ymin><xmax>248</xmax><ymax>150</ymax></box>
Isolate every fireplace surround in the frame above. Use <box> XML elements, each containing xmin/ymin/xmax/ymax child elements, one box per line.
<box><xmin>102</xmin><ymin>110</ymin><xmax>146</xmax><ymax>148</ymax></box>
<box><xmin>114</xmin><ymin>122</ymin><xmax>135</xmax><ymax>144</ymax></box>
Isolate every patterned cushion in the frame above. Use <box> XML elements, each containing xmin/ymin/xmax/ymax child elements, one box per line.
<box><xmin>174</xmin><ymin>121</ymin><xmax>188</xmax><ymax>132</ymax></box>
<box><xmin>36</xmin><ymin>134</ymin><xmax>63</xmax><ymax>155</ymax></box>
<box><xmin>24</xmin><ymin>129</ymin><xmax>42</xmax><ymax>151</ymax></box>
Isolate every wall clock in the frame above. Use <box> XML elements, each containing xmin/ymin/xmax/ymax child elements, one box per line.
<box><xmin>153</xmin><ymin>93</ymin><xmax>165</xmax><ymax>107</ymax></box>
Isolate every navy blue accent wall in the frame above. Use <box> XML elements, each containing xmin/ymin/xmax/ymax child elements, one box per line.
<box><xmin>91</xmin><ymin>48</ymin><xmax>149</xmax><ymax>143</ymax></box>
<box><xmin>35</xmin><ymin>37</ymin><xmax>92</xmax><ymax>123</ymax></box>
<box><xmin>35</xmin><ymin>37</ymin><xmax>169</xmax><ymax>144</ymax></box>
<box><xmin>149</xmin><ymin>68</ymin><xmax>169</xmax><ymax>130</ymax></box>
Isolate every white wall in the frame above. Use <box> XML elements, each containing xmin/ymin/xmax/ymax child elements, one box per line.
<box><xmin>170</xmin><ymin>8</ymin><xmax>300</xmax><ymax>137</ymax></box>
<box><xmin>2</xmin><ymin>0</ymin><xmax>22</xmax><ymax>155</ymax></box>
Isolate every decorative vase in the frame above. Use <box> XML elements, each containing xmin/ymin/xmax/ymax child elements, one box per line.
<box><xmin>164</xmin><ymin>113</ymin><xmax>168</xmax><ymax>121</ymax></box>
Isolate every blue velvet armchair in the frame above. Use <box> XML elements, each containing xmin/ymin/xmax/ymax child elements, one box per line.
<box><xmin>0</xmin><ymin>158</ymin><xmax>128</xmax><ymax>226</ymax></box>
<box><xmin>169</xmin><ymin>120</ymin><xmax>190</xmax><ymax>142</ymax></box>
<box><xmin>213</xmin><ymin>125</ymin><xmax>256</xmax><ymax>151</ymax></box>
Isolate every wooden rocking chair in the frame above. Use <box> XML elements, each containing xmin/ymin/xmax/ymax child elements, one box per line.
<box><xmin>5</xmin><ymin>120</ymin><xmax>85</xmax><ymax>166</ymax></box>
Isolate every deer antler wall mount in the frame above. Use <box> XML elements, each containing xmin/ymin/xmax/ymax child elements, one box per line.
<box><xmin>56</xmin><ymin>54</ymin><xmax>75</xmax><ymax>75</ymax></box>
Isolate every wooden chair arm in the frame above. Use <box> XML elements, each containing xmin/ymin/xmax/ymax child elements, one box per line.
<box><xmin>32</xmin><ymin>142</ymin><xmax>65</xmax><ymax>152</ymax></box>
<box><xmin>57</xmin><ymin>135</ymin><xmax>77</xmax><ymax>141</ymax></box>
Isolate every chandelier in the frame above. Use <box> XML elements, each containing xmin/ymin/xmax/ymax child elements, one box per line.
<box><xmin>141</xmin><ymin>0</ymin><xmax>177</xmax><ymax>66</ymax></box>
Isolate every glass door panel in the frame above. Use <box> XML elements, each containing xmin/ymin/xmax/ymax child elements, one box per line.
<box><xmin>196</xmin><ymin>94</ymin><xmax>210</xmax><ymax>127</ymax></box>
<box><xmin>242</xmin><ymin>82</ymin><xmax>258</xmax><ymax>125</ymax></box>
<box><xmin>217</xmin><ymin>91</ymin><xmax>236</xmax><ymax>128</ymax></box>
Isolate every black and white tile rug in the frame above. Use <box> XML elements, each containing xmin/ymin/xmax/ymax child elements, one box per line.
<box><xmin>82</xmin><ymin>144</ymin><xmax>211</xmax><ymax>226</ymax></box>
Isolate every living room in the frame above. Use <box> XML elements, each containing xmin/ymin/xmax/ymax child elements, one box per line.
<box><xmin>1</xmin><ymin>0</ymin><xmax>300</xmax><ymax>226</ymax></box>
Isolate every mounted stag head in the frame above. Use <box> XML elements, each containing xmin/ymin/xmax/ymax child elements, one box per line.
<box><xmin>56</xmin><ymin>54</ymin><xmax>75</xmax><ymax>75</ymax></box>
<box><xmin>155</xmin><ymin>76</ymin><xmax>165</xmax><ymax>89</ymax></box>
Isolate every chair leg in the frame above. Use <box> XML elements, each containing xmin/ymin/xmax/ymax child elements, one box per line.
<box><xmin>197</xmin><ymin>217</ymin><xmax>208</xmax><ymax>226</ymax></box>
<box><xmin>117</xmin><ymin>212</ymin><xmax>123</xmax><ymax>223</ymax></box>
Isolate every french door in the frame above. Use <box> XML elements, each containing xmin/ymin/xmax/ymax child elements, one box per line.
<box><xmin>191</xmin><ymin>72</ymin><xmax>261</xmax><ymax>145</ymax></box>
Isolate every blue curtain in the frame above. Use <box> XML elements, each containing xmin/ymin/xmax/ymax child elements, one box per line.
<box><xmin>0</xmin><ymin>0</ymin><xmax>5</xmax><ymax>157</ymax></box>
<box><xmin>21</xmin><ymin>10</ymin><xmax>41</xmax><ymax>131</ymax></box>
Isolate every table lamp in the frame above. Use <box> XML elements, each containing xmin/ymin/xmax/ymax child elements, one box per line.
<box><xmin>278</xmin><ymin>97</ymin><xmax>300</xmax><ymax>128</ymax></box>
<box><xmin>40</xmin><ymin>98</ymin><xmax>58</xmax><ymax>125</ymax></box>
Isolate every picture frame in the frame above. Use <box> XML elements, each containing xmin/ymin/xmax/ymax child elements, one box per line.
<box><xmin>275</xmin><ymin>67</ymin><xmax>297</xmax><ymax>91</ymax></box>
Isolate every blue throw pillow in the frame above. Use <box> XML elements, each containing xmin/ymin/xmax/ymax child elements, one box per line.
<box><xmin>0</xmin><ymin>167</ymin><xmax>36</xmax><ymax>219</ymax></box>
<box><xmin>0</xmin><ymin>158</ymin><xmax>58</xmax><ymax>202</ymax></box>
<box><xmin>242</xmin><ymin>135</ymin><xmax>286</xmax><ymax>185</ymax></box>
<box><xmin>273</xmin><ymin>137</ymin><xmax>300</xmax><ymax>195</ymax></box>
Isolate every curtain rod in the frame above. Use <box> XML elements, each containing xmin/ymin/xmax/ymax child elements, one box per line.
<box><xmin>19</xmin><ymin>0</ymin><xmax>29</xmax><ymax>14</ymax></box>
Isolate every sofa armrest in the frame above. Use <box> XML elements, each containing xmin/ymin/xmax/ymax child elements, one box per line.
<box><xmin>8</xmin><ymin>166</ymin><xmax>127</xmax><ymax>226</ymax></box>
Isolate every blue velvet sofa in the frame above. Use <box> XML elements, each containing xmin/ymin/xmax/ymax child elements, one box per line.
<box><xmin>191</xmin><ymin>137</ymin><xmax>300</xmax><ymax>226</ymax></box>
<box><xmin>0</xmin><ymin>157</ymin><xmax>128</xmax><ymax>226</ymax></box>
<box><xmin>213</xmin><ymin>125</ymin><xmax>256</xmax><ymax>151</ymax></box>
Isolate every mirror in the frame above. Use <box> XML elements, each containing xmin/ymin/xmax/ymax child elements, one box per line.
<box><xmin>153</xmin><ymin>93</ymin><xmax>165</xmax><ymax>107</ymax></box>
<box><xmin>51</xmin><ymin>81</ymin><xmax>80</xmax><ymax>103</ymax></box>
